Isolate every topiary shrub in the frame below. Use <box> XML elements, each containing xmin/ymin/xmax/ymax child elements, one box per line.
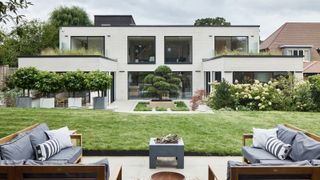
<box><xmin>9</xmin><ymin>67</ymin><xmax>40</xmax><ymax>96</ymax></box>
<box><xmin>292</xmin><ymin>81</ymin><xmax>316</xmax><ymax>111</ymax></box>
<box><xmin>62</xmin><ymin>70</ymin><xmax>87</xmax><ymax>97</ymax></box>
<box><xmin>35</xmin><ymin>71</ymin><xmax>62</xmax><ymax>97</ymax></box>
<box><xmin>208</xmin><ymin>79</ymin><xmax>235</xmax><ymax>109</ymax></box>
<box><xmin>143</xmin><ymin>65</ymin><xmax>182</xmax><ymax>100</ymax></box>
<box><xmin>86</xmin><ymin>71</ymin><xmax>112</xmax><ymax>97</ymax></box>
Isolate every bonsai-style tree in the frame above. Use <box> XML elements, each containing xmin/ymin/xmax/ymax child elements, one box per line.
<box><xmin>86</xmin><ymin>71</ymin><xmax>112</xmax><ymax>97</ymax></box>
<box><xmin>35</xmin><ymin>71</ymin><xmax>62</xmax><ymax>97</ymax></box>
<box><xmin>9</xmin><ymin>67</ymin><xmax>39</xmax><ymax>96</ymax></box>
<box><xmin>143</xmin><ymin>65</ymin><xmax>182</xmax><ymax>100</ymax></box>
<box><xmin>62</xmin><ymin>70</ymin><xmax>87</xmax><ymax>97</ymax></box>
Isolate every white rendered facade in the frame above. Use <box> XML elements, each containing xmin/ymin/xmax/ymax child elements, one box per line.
<box><xmin>19</xmin><ymin>25</ymin><xmax>303</xmax><ymax>102</ymax></box>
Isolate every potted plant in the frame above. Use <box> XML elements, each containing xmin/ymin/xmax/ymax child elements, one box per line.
<box><xmin>144</xmin><ymin>65</ymin><xmax>182</xmax><ymax>108</ymax></box>
<box><xmin>35</xmin><ymin>71</ymin><xmax>62</xmax><ymax>108</ymax></box>
<box><xmin>62</xmin><ymin>71</ymin><xmax>87</xmax><ymax>108</ymax></box>
<box><xmin>86</xmin><ymin>71</ymin><xmax>112</xmax><ymax>110</ymax></box>
<box><xmin>9</xmin><ymin>67</ymin><xmax>39</xmax><ymax>108</ymax></box>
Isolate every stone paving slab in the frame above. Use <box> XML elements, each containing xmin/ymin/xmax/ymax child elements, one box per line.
<box><xmin>81</xmin><ymin>156</ymin><xmax>242</xmax><ymax>180</ymax></box>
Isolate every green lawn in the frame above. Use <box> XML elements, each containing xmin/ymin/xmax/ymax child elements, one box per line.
<box><xmin>0</xmin><ymin>108</ymin><xmax>320</xmax><ymax>155</ymax></box>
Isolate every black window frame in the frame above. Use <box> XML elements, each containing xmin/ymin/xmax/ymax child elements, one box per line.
<box><xmin>127</xmin><ymin>36</ymin><xmax>156</xmax><ymax>64</ymax></box>
<box><xmin>70</xmin><ymin>36</ymin><xmax>105</xmax><ymax>56</ymax></box>
<box><xmin>233</xmin><ymin>71</ymin><xmax>290</xmax><ymax>84</ymax></box>
<box><xmin>214</xmin><ymin>36</ymin><xmax>249</xmax><ymax>55</ymax></box>
<box><xmin>164</xmin><ymin>36</ymin><xmax>193</xmax><ymax>64</ymax></box>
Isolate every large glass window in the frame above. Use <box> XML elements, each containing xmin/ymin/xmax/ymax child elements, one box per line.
<box><xmin>233</xmin><ymin>72</ymin><xmax>289</xmax><ymax>84</ymax></box>
<box><xmin>165</xmin><ymin>36</ymin><xmax>192</xmax><ymax>64</ymax></box>
<box><xmin>71</xmin><ymin>36</ymin><xmax>105</xmax><ymax>55</ymax></box>
<box><xmin>128</xmin><ymin>71</ymin><xmax>192</xmax><ymax>99</ymax></box>
<box><xmin>215</xmin><ymin>36</ymin><xmax>248</xmax><ymax>55</ymax></box>
<box><xmin>128</xmin><ymin>36</ymin><xmax>156</xmax><ymax>64</ymax></box>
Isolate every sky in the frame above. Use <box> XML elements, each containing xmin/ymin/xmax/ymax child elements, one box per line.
<box><xmin>7</xmin><ymin>0</ymin><xmax>320</xmax><ymax>40</ymax></box>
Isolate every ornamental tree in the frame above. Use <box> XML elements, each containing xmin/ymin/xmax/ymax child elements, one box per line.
<box><xmin>143</xmin><ymin>65</ymin><xmax>182</xmax><ymax>100</ymax></box>
<box><xmin>35</xmin><ymin>71</ymin><xmax>62</xmax><ymax>97</ymax></box>
<box><xmin>9</xmin><ymin>67</ymin><xmax>39</xmax><ymax>96</ymax></box>
<box><xmin>86</xmin><ymin>71</ymin><xmax>112</xmax><ymax>97</ymax></box>
<box><xmin>62</xmin><ymin>71</ymin><xmax>87</xmax><ymax>98</ymax></box>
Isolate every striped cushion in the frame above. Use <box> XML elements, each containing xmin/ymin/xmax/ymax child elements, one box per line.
<box><xmin>265</xmin><ymin>137</ymin><xmax>291</xmax><ymax>160</ymax></box>
<box><xmin>35</xmin><ymin>139</ymin><xmax>61</xmax><ymax>161</ymax></box>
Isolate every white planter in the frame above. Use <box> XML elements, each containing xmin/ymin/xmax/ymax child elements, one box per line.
<box><xmin>68</xmin><ymin>97</ymin><xmax>82</xmax><ymax>108</ymax></box>
<box><xmin>196</xmin><ymin>104</ymin><xmax>208</xmax><ymax>112</ymax></box>
<box><xmin>32</xmin><ymin>99</ymin><xmax>40</xmax><ymax>108</ymax></box>
<box><xmin>40</xmin><ymin>98</ymin><xmax>55</xmax><ymax>108</ymax></box>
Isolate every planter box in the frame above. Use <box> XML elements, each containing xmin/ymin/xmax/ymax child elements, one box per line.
<box><xmin>149</xmin><ymin>100</ymin><xmax>175</xmax><ymax>109</ymax></box>
<box><xmin>16</xmin><ymin>97</ymin><xmax>32</xmax><ymax>108</ymax></box>
<box><xmin>68</xmin><ymin>97</ymin><xmax>82</xmax><ymax>108</ymax></box>
<box><xmin>93</xmin><ymin>97</ymin><xmax>108</xmax><ymax>110</ymax></box>
<box><xmin>40</xmin><ymin>98</ymin><xmax>55</xmax><ymax>108</ymax></box>
<box><xmin>32</xmin><ymin>99</ymin><xmax>40</xmax><ymax>108</ymax></box>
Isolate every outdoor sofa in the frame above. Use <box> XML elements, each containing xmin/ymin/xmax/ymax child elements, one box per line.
<box><xmin>208</xmin><ymin>124</ymin><xmax>320</xmax><ymax>180</ymax></box>
<box><xmin>0</xmin><ymin>123</ymin><xmax>122</xmax><ymax>180</ymax></box>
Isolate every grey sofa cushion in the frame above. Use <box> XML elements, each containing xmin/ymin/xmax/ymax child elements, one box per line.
<box><xmin>290</xmin><ymin>132</ymin><xmax>320</xmax><ymax>161</ymax></box>
<box><xmin>47</xmin><ymin>146</ymin><xmax>82</xmax><ymax>163</ymax></box>
<box><xmin>0</xmin><ymin>159</ymin><xmax>25</xmax><ymax>165</ymax></box>
<box><xmin>0</xmin><ymin>132</ymin><xmax>34</xmax><ymax>160</ymax></box>
<box><xmin>25</xmin><ymin>159</ymin><xmax>69</xmax><ymax>165</ymax></box>
<box><xmin>277</xmin><ymin>124</ymin><xmax>298</xmax><ymax>144</ymax></box>
<box><xmin>29</xmin><ymin>123</ymin><xmax>49</xmax><ymax>149</ymax></box>
<box><xmin>242</xmin><ymin>146</ymin><xmax>278</xmax><ymax>163</ymax></box>
<box><xmin>259</xmin><ymin>159</ymin><xmax>294</xmax><ymax>164</ymax></box>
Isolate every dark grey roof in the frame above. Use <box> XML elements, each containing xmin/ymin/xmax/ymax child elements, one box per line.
<box><xmin>94</xmin><ymin>15</ymin><xmax>136</xmax><ymax>26</ymax></box>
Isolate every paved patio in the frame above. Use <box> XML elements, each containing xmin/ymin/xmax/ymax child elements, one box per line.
<box><xmin>82</xmin><ymin>156</ymin><xmax>242</xmax><ymax>180</ymax></box>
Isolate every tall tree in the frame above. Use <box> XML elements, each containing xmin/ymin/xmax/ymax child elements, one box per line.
<box><xmin>0</xmin><ymin>0</ymin><xmax>33</xmax><ymax>24</ymax></box>
<box><xmin>0</xmin><ymin>20</ymin><xmax>44</xmax><ymax>66</ymax></box>
<box><xmin>45</xmin><ymin>6</ymin><xmax>92</xmax><ymax>48</ymax></box>
<box><xmin>194</xmin><ymin>17</ymin><xmax>231</xmax><ymax>26</ymax></box>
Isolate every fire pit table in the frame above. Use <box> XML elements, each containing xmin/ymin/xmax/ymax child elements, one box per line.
<box><xmin>149</xmin><ymin>138</ymin><xmax>184</xmax><ymax>169</ymax></box>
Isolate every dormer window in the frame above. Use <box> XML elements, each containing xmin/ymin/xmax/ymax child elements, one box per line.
<box><xmin>280</xmin><ymin>45</ymin><xmax>312</xmax><ymax>62</ymax></box>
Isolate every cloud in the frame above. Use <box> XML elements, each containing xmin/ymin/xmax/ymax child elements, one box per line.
<box><xmin>6</xmin><ymin>0</ymin><xmax>320</xmax><ymax>39</ymax></box>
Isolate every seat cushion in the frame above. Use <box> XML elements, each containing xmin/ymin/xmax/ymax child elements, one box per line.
<box><xmin>46</xmin><ymin>146</ymin><xmax>82</xmax><ymax>163</ymax></box>
<box><xmin>242</xmin><ymin>146</ymin><xmax>278</xmax><ymax>163</ymax></box>
<box><xmin>277</xmin><ymin>124</ymin><xmax>298</xmax><ymax>145</ymax></box>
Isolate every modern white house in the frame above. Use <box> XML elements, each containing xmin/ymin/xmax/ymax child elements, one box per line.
<box><xmin>18</xmin><ymin>15</ymin><xmax>304</xmax><ymax>104</ymax></box>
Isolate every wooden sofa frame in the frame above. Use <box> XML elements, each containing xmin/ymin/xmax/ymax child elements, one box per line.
<box><xmin>0</xmin><ymin>123</ymin><xmax>122</xmax><ymax>180</ymax></box>
<box><xmin>208</xmin><ymin>124</ymin><xmax>320</xmax><ymax>180</ymax></box>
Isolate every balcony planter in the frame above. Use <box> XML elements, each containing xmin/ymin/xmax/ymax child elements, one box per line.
<box><xmin>93</xmin><ymin>97</ymin><xmax>108</xmax><ymax>110</ymax></box>
<box><xmin>40</xmin><ymin>98</ymin><xmax>55</xmax><ymax>108</ymax></box>
<box><xmin>149</xmin><ymin>99</ymin><xmax>175</xmax><ymax>109</ymax></box>
<box><xmin>68</xmin><ymin>97</ymin><xmax>82</xmax><ymax>108</ymax></box>
<box><xmin>16</xmin><ymin>97</ymin><xmax>32</xmax><ymax>108</ymax></box>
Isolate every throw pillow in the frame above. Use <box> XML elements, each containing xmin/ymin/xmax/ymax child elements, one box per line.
<box><xmin>45</xmin><ymin>127</ymin><xmax>73</xmax><ymax>149</ymax></box>
<box><xmin>35</xmin><ymin>139</ymin><xmax>61</xmax><ymax>161</ymax></box>
<box><xmin>29</xmin><ymin>123</ymin><xmax>49</xmax><ymax>151</ymax></box>
<box><xmin>265</xmin><ymin>137</ymin><xmax>291</xmax><ymax>160</ymax></box>
<box><xmin>277</xmin><ymin>124</ymin><xmax>298</xmax><ymax>145</ymax></box>
<box><xmin>253</xmin><ymin>128</ymin><xmax>277</xmax><ymax>149</ymax></box>
<box><xmin>290</xmin><ymin>132</ymin><xmax>320</xmax><ymax>161</ymax></box>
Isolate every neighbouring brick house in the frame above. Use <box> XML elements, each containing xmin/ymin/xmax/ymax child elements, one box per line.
<box><xmin>260</xmin><ymin>22</ymin><xmax>320</xmax><ymax>78</ymax></box>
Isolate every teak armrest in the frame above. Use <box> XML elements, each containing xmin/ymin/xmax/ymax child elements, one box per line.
<box><xmin>242</xmin><ymin>133</ymin><xmax>253</xmax><ymax>146</ymax></box>
<box><xmin>208</xmin><ymin>165</ymin><xmax>219</xmax><ymax>180</ymax></box>
<box><xmin>70</xmin><ymin>134</ymin><xmax>82</xmax><ymax>147</ymax></box>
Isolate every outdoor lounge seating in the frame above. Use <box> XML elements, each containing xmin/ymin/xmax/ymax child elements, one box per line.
<box><xmin>0</xmin><ymin>123</ymin><xmax>122</xmax><ymax>180</ymax></box>
<box><xmin>208</xmin><ymin>124</ymin><xmax>320</xmax><ymax>180</ymax></box>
